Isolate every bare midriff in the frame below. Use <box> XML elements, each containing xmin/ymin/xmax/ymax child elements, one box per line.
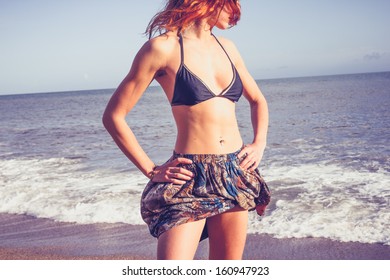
<box><xmin>172</xmin><ymin>98</ymin><xmax>243</xmax><ymax>154</ymax></box>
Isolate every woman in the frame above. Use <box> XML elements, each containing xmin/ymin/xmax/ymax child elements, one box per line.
<box><xmin>103</xmin><ymin>0</ymin><xmax>270</xmax><ymax>260</ymax></box>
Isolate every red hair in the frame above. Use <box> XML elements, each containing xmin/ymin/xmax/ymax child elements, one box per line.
<box><xmin>146</xmin><ymin>0</ymin><xmax>241</xmax><ymax>38</ymax></box>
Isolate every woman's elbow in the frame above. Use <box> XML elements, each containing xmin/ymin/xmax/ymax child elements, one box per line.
<box><xmin>102</xmin><ymin>109</ymin><xmax>117</xmax><ymax>131</ymax></box>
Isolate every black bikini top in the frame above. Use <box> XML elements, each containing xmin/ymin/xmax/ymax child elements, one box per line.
<box><xmin>171</xmin><ymin>34</ymin><xmax>243</xmax><ymax>106</ymax></box>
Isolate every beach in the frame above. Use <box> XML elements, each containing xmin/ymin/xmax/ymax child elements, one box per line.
<box><xmin>0</xmin><ymin>213</ymin><xmax>388</xmax><ymax>260</ymax></box>
<box><xmin>1</xmin><ymin>72</ymin><xmax>389</xmax><ymax>260</ymax></box>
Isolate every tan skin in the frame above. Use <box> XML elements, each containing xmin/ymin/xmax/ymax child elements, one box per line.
<box><xmin>103</xmin><ymin>5</ymin><xmax>268</xmax><ymax>260</ymax></box>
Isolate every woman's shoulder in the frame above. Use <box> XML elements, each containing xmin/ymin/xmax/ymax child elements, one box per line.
<box><xmin>214</xmin><ymin>35</ymin><xmax>238</xmax><ymax>51</ymax></box>
<box><xmin>213</xmin><ymin>35</ymin><xmax>241</xmax><ymax>61</ymax></box>
<box><xmin>143</xmin><ymin>31</ymin><xmax>179</xmax><ymax>56</ymax></box>
<box><xmin>133</xmin><ymin>31</ymin><xmax>179</xmax><ymax>70</ymax></box>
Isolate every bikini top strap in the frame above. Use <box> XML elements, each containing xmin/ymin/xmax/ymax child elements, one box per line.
<box><xmin>178</xmin><ymin>34</ymin><xmax>184</xmax><ymax>65</ymax></box>
<box><xmin>211</xmin><ymin>33</ymin><xmax>234</xmax><ymax>65</ymax></box>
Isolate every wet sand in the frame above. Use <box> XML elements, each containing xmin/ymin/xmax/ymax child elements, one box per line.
<box><xmin>0</xmin><ymin>214</ymin><xmax>389</xmax><ymax>260</ymax></box>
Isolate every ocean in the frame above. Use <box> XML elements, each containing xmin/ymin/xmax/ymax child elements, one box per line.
<box><xmin>0</xmin><ymin>72</ymin><xmax>389</xmax><ymax>246</ymax></box>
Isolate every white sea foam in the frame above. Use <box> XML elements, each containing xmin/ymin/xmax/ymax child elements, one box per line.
<box><xmin>248</xmin><ymin>163</ymin><xmax>390</xmax><ymax>245</ymax></box>
<box><xmin>0</xmin><ymin>157</ymin><xmax>147</xmax><ymax>225</ymax></box>
<box><xmin>1</xmin><ymin>157</ymin><xmax>389</xmax><ymax>245</ymax></box>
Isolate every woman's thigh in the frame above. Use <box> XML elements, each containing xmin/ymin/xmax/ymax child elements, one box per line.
<box><xmin>207</xmin><ymin>206</ymin><xmax>248</xmax><ymax>260</ymax></box>
<box><xmin>157</xmin><ymin>219</ymin><xmax>206</xmax><ymax>260</ymax></box>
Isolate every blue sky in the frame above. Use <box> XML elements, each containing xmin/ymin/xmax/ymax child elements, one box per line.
<box><xmin>1</xmin><ymin>0</ymin><xmax>389</xmax><ymax>95</ymax></box>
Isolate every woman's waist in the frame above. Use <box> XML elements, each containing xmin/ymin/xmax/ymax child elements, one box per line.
<box><xmin>174</xmin><ymin>131</ymin><xmax>243</xmax><ymax>155</ymax></box>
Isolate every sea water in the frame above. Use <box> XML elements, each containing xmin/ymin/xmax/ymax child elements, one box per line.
<box><xmin>0</xmin><ymin>72</ymin><xmax>389</xmax><ymax>245</ymax></box>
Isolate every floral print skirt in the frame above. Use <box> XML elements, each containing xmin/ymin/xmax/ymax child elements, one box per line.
<box><xmin>140</xmin><ymin>147</ymin><xmax>271</xmax><ymax>240</ymax></box>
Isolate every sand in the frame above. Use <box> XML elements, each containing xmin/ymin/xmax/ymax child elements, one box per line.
<box><xmin>0</xmin><ymin>213</ymin><xmax>388</xmax><ymax>260</ymax></box>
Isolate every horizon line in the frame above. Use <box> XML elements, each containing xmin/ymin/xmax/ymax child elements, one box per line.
<box><xmin>1</xmin><ymin>70</ymin><xmax>389</xmax><ymax>97</ymax></box>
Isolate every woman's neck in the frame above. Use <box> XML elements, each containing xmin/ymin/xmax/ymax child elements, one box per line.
<box><xmin>181</xmin><ymin>19</ymin><xmax>213</xmax><ymax>40</ymax></box>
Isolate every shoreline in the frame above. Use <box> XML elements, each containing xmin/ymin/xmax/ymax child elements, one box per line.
<box><xmin>0</xmin><ymin>213</ymin><xmax>388</xmax><ymax>260</ymax></box>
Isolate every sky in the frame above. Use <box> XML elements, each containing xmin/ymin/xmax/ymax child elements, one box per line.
<box><xmin>0</xmin><ymin>0</ymin><xmax>389</xmax><ymax>95</ymax></box>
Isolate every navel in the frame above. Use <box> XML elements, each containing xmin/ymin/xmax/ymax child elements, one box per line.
<box><xmin>219</xmin><ymin>136</ymin><xmax>225</xmax><ymax>146</ymax></box>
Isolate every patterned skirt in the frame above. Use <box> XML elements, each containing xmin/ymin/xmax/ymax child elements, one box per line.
<box><xmin>140</xmin><ymin>147</ymin><xmax>271</xmax><ymax>240</ymax></box>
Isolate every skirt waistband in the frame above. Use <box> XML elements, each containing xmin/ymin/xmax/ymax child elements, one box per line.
<box><xmin>172</xmin><ymin>145</ymin><xmax>244</xmax><ymax>163</ymax></box>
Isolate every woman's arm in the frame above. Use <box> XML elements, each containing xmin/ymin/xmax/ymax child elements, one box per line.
<box><xmin>103</xmin><ymin>39</ymin><xmax>193</xmax><ymax>182</ymax></box>
<box><xmin>240</xmin><ymin>74</ymin><xmax>269</xmax><ymax>170</ymax></box>
<box><xmin>103</xmin><ymin>40</ymin><xmax>161</xmax><ymax>177</ymax></box>
<box><xmin>220</xmin><ymin>38</ymin><xmax>269</xmax><ymax>170</ymax></box>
